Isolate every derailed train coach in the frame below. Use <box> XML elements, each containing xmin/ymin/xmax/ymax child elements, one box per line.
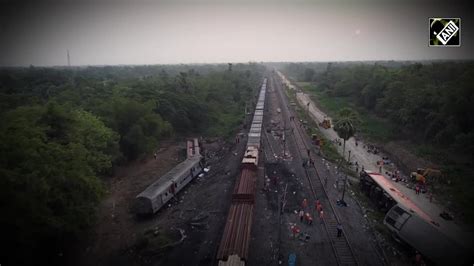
<box><xmin>384</xmin><ymin>204</ymin><xmax>471</xmax><ymax>265</ymax></box>
<box><xmin>359</xmin><ymin>170</ymin><xmax>396</xmax><ymax>212</ymax></box>
<box><xmin>134</xmin><ymin>139</ymin><xmax>203</xmax><ymax>215</ymax></box>
<box><xmin>360</xmin><ymin>170</ymin><xmax>472</xmax><ymax>264</ymax></box>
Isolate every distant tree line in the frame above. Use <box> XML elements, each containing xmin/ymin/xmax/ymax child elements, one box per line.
<box><xmin>0</xmin><ymin>63</ymin><xmax>264</xmax><ymax>265</ymax></box>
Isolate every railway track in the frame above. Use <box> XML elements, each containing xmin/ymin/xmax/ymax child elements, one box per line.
<box><xmin>270</xmin><ymin>74</ymin><xmax>359</xmax><ymax>266</ymax></box>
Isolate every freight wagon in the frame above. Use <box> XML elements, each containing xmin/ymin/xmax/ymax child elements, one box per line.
<box><xmin>217</xmin><ymin>78</ymin><xmax>267</xmax><ymax>265</ymax></box>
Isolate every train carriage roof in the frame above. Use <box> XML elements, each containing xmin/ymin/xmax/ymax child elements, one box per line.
<box><xmin>137</xmin><ymin>156</ymin><xmax>202</xmax><ymax>199</ymax></box>
<box><xmin>365</xmin><ymin>171</ymin><xmax>433</xmax><ymax>223</ymax></box>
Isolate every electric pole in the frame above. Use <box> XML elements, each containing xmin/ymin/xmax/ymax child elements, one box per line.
<box><xmin>67</xmin><ymin>49</ymin><xmax>71</xmax><ymax>67</ymax></box>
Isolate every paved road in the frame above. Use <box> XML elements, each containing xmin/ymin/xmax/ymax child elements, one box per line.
<box><xmin>277</xmin><ymin>70</ymin><xmax>473</xmax><ymax>249</ymax></box>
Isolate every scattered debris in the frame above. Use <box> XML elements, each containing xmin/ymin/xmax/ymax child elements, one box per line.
<box><xmin>440</xmin><ymin>211</ymin><xmax>453</xmax><ymax>220</ymax></box>
<box><xmin>189</xmin><ymin>222</ymin><xmax>207</xmax><ymax>229</ymax></box>
<box><xmin>191</xmin><ymin>213</ymin><xmax>209</xmax><ymax>222</ymax></box>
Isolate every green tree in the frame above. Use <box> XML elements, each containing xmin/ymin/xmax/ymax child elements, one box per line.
<box><xmin>0</xmin><ymin>104</ymin><xmax>116</xmax><ymax>265</ymax></box>
<box><xmin>304</xmin><ymin>68</ymin><xmax>315</xmax><ymax>81</ymax></box>
<box><xmin>333</xmin><ymin>107</ymin><xmax>360</xmax><ymax>204</ymax></box>
<box><xmin>333</xmin><ymin>107</ymin><xmax>360</xmax><ymax>164</ymax></box>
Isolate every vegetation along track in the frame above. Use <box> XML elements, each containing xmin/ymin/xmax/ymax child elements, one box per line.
<box><xmin>270</xmin><ymin>73</ymin><xmax>359</xmax><ymax>266</ymax></box>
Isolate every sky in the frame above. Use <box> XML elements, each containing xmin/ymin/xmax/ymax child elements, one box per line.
<box><xmin>0</xmin><ymin>0</ymin><xmax>472</xmax><ymax>66</ymax></box>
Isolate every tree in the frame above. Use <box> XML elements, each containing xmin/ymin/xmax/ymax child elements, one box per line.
<box><xmin>304</xmin><ymin>68</ymin><xmax>315</xmax><ymax>82</ymax></box>
<box><xmin>333</xmin><ymin>107</ymin><xmax>360</xmax><ymax>205</ymax></box>
<box><xmin>0</xmin><ymin>105</ymin><xmax>116</xmax><ymax>265</ymax></box>
<box><xmin>0</xmin><ymin>63</ymin><xmax>267</xmax><ymax>265</ymax></box>
<box><xmin>334</xmin><ymin>107</ymin><xmax>360</xmax><ymax>161</ymax></box>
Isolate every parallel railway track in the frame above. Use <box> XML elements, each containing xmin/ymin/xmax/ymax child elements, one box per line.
<box><xmin>270</xmin><ymin>74</ymin><xmax>359</xmax><ymax>266</ymax></box>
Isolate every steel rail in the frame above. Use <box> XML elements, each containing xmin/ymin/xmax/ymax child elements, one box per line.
<box><xmin>271</xmin><ymin>74</ymin><xmax>359</xmax><ymax>266</ymax></box>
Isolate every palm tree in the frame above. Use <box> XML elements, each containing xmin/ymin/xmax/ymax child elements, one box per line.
<box><xmin>333</xmin><ymin>107</ymin><xmax>360</xmax><ymax>164</ymax></box>
<box><xmin>333</xmin><ymin>107</ymin><xmax>360</xmax><ymax>205</ymax></box>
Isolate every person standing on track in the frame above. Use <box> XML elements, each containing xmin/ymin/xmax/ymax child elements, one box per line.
<box><xmin>291</xmin><ymin>224</ymin><xmax>300</xmax><ymax>238</ymax></box>
<box><xmin>315</xmin><ymin>199</ymin><xmax>320</xmax><ymax>210</ymax></box>
<box><xmin>317</xmin><ymin>202</ymin><xmax>322</xmax><ymax>213</ymax></box>
<box><xmin>337</xmin><ymin>223</ymin><xmax>343</xmax><ymax>237</ymax></box>
<box><xmin>319</xmin><ymin>210</ymin><xmax>324</xmax><ymax>224</ymax></box>
<box><xmin>299</xmin><ymin>209</ymin><xmax>304</xmax><ymax>223</ymax></box>
<box><xmin>307</xmin><ymin>214</ymin><xmax>313</xmax><ymax>225</ymax></box>
<box><xmin>302</xmin><ymin>198</ymin><xmax>308</xmax><ymax>210</ymax></box>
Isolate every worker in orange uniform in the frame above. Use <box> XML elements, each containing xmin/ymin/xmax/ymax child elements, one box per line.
<box><xmin>304</xmin><ymin>212</ymin><xmax>310</xmax><ymax>224</ymax></box>
<box><xmin>291</xmin><ymin>225</ymin><xmax>300</xmax><ymax>238</ymax></box>
<box><xmin>319</xmin><ymin>210</ymin><xmax>324</xmax><ymax>224</ymax></box>
<box><xmin>302</xmin><ymin>198</ymin><xmax>308</xmax><ymax>209</ymax></box>
<box><xmin>306</xmin><ymin>213</ymin><xmax>313</xmax><ymax>225</ymax></box>
<box><xmin>317</xmin><ymin>203</ymin><xmax>322</xmax><ymax>213</ymax></box>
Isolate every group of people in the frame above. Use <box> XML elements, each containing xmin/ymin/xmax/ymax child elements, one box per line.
<box><xmin>295</xmin><ymin>198</ymin><xmax>344</xmax><ymax>238</ymax></box>
<box><xmin>298</xmin><ymin>209</ymin><xmax>313</xmax><ymax>225</ymax></box>
<box><xmin>333</xmin><ymin>138</ymin><xmax>342</xmax><ymax>146</ymax></box>
<box><xmin>297</xmin><ymin>198</ymin><xmax>325</xmax><ymax>226</ymax></box>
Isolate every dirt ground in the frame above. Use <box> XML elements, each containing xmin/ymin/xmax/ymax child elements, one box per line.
<box><xmin>76</xmin><ymin>134</ymin><xmax>250</xmax><ymax>266</ymax></box>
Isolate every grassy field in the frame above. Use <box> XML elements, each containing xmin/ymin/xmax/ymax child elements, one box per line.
<box><xmin>284</xmin><ymin>86</ymin><xmax>342</xmax><ymax>163</ymax></box>
<box><xmin>301</xmin><ymin>84</ymin><xmax>396</xmax><ymax>143</ymax></box>
<box><xmin>295</xmin><ymin>81</ymin><xmax>312</xmax><ymax>87</ymax></box>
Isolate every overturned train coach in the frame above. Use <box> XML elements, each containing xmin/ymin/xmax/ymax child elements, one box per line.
<box><xmin>134</xmin><ymin>139</ymin><xmax>203</xmax><ymax>215</ymax></box>
<box><xmin>384</xmin><ymin>203</ymin><xmax>471</xmax><ymax>265</ymax></box>
<box><xmin>360</xmin><ymin>170</ymin><xmax>471</xmax><ymax>265</ymax></box>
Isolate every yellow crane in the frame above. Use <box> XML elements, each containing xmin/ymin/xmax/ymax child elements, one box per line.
<box><xmin>410</xmin><ymin>168</ymin><xmax>442</xmax><ymax>184</ymax></box>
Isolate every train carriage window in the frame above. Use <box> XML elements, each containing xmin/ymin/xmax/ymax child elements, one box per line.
<box><xmin>393</xmin><ymin>206</ymin><xmax>405</xmax><ymax>215</ymax></box>
<box><xmin>386</xmin><ymin>206</ymin><xmax>411</xmax><ymax>230</ymax></box>
<box><xmin>385</xmin><ymin>216</ymin><xmax>396</xmax><ymax>227</ymax></box>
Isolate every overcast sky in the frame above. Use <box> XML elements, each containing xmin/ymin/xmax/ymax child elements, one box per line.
<box><xmin>0</xmin><ymin>0</ymin><xmax>472</xmax><ymax>66</ymax></box>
